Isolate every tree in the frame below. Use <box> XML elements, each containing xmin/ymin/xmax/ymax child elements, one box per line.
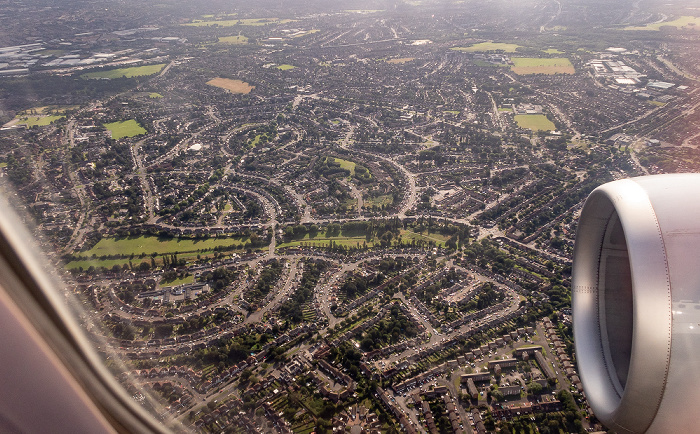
<box><xmin>240</xmin><ymin>368</ymin><xmax>253</xmax><ymax>382</ymax></box>
<box><xmin>528</xmin><ymin>382</ymin><xmax>543</xmax><ymax>395</ymax></box>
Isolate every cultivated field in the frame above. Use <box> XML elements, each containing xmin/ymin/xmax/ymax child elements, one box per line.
<box><xmin>510</xmin><ymin>57</ymin><xmax>574</xmax><ymax>75</ymax></box>
<box><xmin>514</xmin><ymin>114</ymin><xmax>556</xmax><ymax>131</ymax></box>
<box><xmin>451</xmin><ymin>42</ymin><xmax>521</xmax><ymax>52</ymax></box>
<box><xmin>206</xmin><ymin>77</ymin><xmax>255</xmax><ymax>94</ymax></box>
<box><xmin>624</xmin><ymin>16</ymin><xmax>700</xmax><ymax>31</ymax></box>
<box><xmin>277</xmin><ymin>64</ymin><xmax>296</xmax><ymax>70</ymax></box>
<box><xmin>387</xmin><ymin>57</ymin><xmax>415</xmax><ymax>64</ymax></box>
<box><xmin>104</xmin><ymin>119</ymin><xmax>147</xmax><ymax>140</ymax></box>
<box><xmin>81</xmin><ymin>64</ymin><xmax>166</xmax><ymax>79</ymax></box>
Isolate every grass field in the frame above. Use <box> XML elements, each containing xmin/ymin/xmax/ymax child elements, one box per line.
<box><xmin>184</xmin><ymin>18</ymin><xmax>293</xmax><ymax>27</ymax></box>
<box><xmin>277</xmin><ymin>236</ymin><xmax>372</xmax><ymax>250</ymax></box>
<box><xmin>162</xmin><ymin>274</ymin><xmax>195</xmax><ymax>286</ymax></box>
<box><xmin>624</xmin><ymin>16</ymin><xmax>700</xmax><ymax>31</ymax></box>
<box><xmin>218</xmin><ymin>35</ymin><xmax>248</xmax><ymax>44</ymax></box>
<box><xmin>15</xmin><ymin>115</ymin><xmax>65</xmax><ymax>127</ymax></box>
<box><xmin>334</xmin><ymin>157</ymin><xmax>356</xmax><ymax>175</ymax></box>
<box><xmin>451</xmin><ymin>42</ymin><xmax>521</xmax><ymax>52</ymax></box>
<box><xmin>365</xmin><ymin>194</ymin><xmax>393</xmax><ymax>208</ymax></box>
<box><xmin>81</xmin><ymin>64</ymin><xmax>166</xmax><ymax>79</ymax></box>
<box><xmin>104</xmin><ymin>119</ymin><xmax>147</xmax><ymax>140</ymax></box>
<box><xmin>387</xmin><ymin>57</ymin><xmax>415</xmax><ymax>64</ymax></box>
<box><xmin>18</xmin><ymin>105</ymin><xmax>76</xmax><ymax>115</ymax></box>
<box><xmin>206</xmin><ymin>77</ymin><xmax>255</xmax><ymax>94</ymax></box>
<box><xmin>66</xmin><ymin>258</ymin><xmax>135</xmax><ymax>270</ymax></box>
<box><xmin>276</xmin><ymin>64</ymin><xmax>295</xmax><ymax>70</ymax></box>
<box><xmin>542</xmin><ymin>48</ymin><xmax>564</xmax><ymax>54</ymax></box>
<box><xmin>510</xmin><ymin>57</ymin><xmax>574</xmax><ymax>75</ymax></box>
<box><xmin>249</xmin><ymin>134</ymin><xmax>267</xmax><ymax>147</ymax></box>
<box><xmin>400</xmin><ymin>230</ymin><xmax>447</xmax><ymax>247</ymax></box>
<box><xmin>65</xmin><ymin>249</ymin><xmax>244</xmax><ymax>270</ymax></box>
<box><xmin>77</xmin><ymin>235</ymin><xmax>249</xmax><ymax>257</ymax></box>
<box><xmin>148</xmin><ymin>92</ymin><xmax>163</xmax><ymax>98</ymax></box>
<box><xmin>514</xmin><ymin>114</ymin><xmax>556</xmax><ymax>131</ymax></box>
<box><xmin>444</xmin><ymin>110</ymin><xmax>460</xmax><ymax>115</ymax></box>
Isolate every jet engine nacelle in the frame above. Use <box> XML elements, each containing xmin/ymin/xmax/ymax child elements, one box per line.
<box><xmin>573</xmin><ymin>173</ymin><xmax>700</xmax><ymax>433</ymax></box>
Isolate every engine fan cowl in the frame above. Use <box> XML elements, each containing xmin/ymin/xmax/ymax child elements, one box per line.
<box><xmin>572</xmin><ymin>173</ymin><xmax>700</xmax><ymax>434</ymax></box>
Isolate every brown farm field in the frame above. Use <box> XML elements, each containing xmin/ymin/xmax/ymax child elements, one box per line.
<box><xmin>206</xmin><ymin>77</ymin><xmax>255</xmax><ymax>94</ymax></box>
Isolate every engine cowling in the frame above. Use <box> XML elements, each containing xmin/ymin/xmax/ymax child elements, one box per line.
<box><xmin>572</xmin><ymin>173</ymin><xmax>700</xmax><ymax>433</ymax></box>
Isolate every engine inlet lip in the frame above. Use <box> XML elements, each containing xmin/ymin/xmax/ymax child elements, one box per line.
<box><xmin>572</xmin><ymin>178</ymin><xmax>672</xmax><ymax>433</ymax></box>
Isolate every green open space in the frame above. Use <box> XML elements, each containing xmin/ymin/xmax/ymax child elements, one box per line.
<box><xmin>78</xmin><ymin>235</ymin><xmax>249</xmax><ymax>257</ymax></box>
<box><xmin>218</xmin><ymin>35</ymin><xmax>248</xmax><ymax>44</ymax></box>
<box><xmin>277</xmin><ymin>237</ymin><xmax>372</xmax><ymax>249</ymax></box>
<box><xmin>276</xmin><ymin>64</ymin><xmax>295</xmax><ymax>70</ymax></box>
<box><xmin>103</xmin><ymin>119</ymin><xmax>147</xmax><ymax>140</ymax></box>
<box><xmin>510</xmin><ymin>57</ymin><xmax>574</xmax><ymax>75</ymax></box>
<box><xmin>162</xmin><ymin>274</ymin><xmax>195</xmax><ymax>286</ymax></box>
<box><xmin>248</xmin><ymin>133</ymin><xmax>267</xmax><ymax>148</ymax></box>
<box><xmin>514</xmin><ymin>114</ymin><xmax>556</xmax><ymax>131</ymax></box>
<box><xmin>365</xmin><ymin>194</ymin><xmax>394</xmax><ymax>208</ymax></box>
<box><xmin>148</xmin><ymin>92</ymin><xmax>163</xmax><ymax>98</ymax></box>
<box><xmin>451</xmin><ymin>42</ymin><xmax>521</xmax><ymax>52</ymax></box>
<box><xmin>81</xmin><ymin>64</ymin><xmax>166</xmax><ymax>79</ymax></box>
<box><xmin>65</xmin><ymin>258</ymin><xmax>134</xmax><ymax>270</ymax></box>
<box><xmin>334</xmin><ymin>157</ymin><xmax>356</xmax><ymax>175</ymax></box>
<box><xmin>15</xmin><ymin>115</ymin><xmax>64</xmax><ymax>127</ymax></box>
<box><xmin>624</xmin><ymin>16</ymin><xmax>700</xmax><ymax>31</ymax></box>
<box><xmin>277</xmin><ymin>234</ymin><xmax>374</xmax><ymax>250</ymax></box>
<box><xmin>400</xmin><ymin>230</ymin><xmax>447</xmax><ymax>247</ymax></box>
<box><xmin>17</xmin><ymin>105</ymin><xmax>76</xmax><ymax>115</ymax></box>
<box><xmin>542</xmin><ymin>48</ymin><xmax>564</xmax><ymax>54</ymax></box>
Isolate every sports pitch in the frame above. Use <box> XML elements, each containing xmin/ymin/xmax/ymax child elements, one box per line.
<box><xmin>104</xmin><ymin>119</ymin><xmax>147</xmax><ymax>140</ymax></box>
<box><xmin>510</xmin><ymin>57</ymin><xmax>574</xmax><ymax>75</ymax></box>
<box><xmin>514</xmin><ymin>114</ymin><xmax>556</xmax><ymax>131</ymax></box>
